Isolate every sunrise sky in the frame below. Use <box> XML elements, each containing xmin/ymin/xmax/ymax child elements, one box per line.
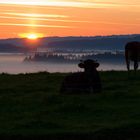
<box><xmin>0</xmin><ymin>0</ymin><xmax>140</xmax><ymax>38</ymax></box>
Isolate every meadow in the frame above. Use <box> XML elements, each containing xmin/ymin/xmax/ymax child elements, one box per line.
<box><xmin>0</xmin><ymin>71</ymin><xmax>140</xmax><ymax>139</ymax></box>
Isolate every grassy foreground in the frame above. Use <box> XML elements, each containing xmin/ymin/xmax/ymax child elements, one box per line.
<box><xmin>0</xmin><ymin>71</ymin><xmax>140</xmax><ymax>139</ymax></box>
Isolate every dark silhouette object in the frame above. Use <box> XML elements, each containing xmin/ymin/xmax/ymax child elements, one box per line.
<box><xmin>60</xmin><ymin>59</ymin><xmax>102</xmax><ymax>94</ymax></box>
<box><xmin>125</xmin><ymin>41</ymin><xmax>140</xmax><ymax>72</ymax></box>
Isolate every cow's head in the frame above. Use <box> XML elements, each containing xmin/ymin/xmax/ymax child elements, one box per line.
<box><xmin>78</xmin><ymin>59</ymin><xmax>99</xmax><ymax>70</ymax></box>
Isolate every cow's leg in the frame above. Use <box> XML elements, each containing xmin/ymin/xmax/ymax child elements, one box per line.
<box><xmin>134</xmin><ymin>61</ymin><xmax>138</xmax><ymax>72</ymax></box>
<box><xmin>126</xmin><ymin>60</ymin><xmax>130</xmax><ymax>71</ymax></box>
<box><xmin>125</xmin><ymin>49</ymin><xmax>130</xmax><ymax>71</ymax></box>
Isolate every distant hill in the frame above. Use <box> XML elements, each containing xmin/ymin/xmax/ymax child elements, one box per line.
<box><xmin>0</xmin><ymin>43</ymin><xmax>29</xmax><ymax>53</ymax></box>
<box><xmin>0</xmin><ymin>34</ymin><xmax>140</xmax><ymax>52</ymax></box>
<box><xmin>46</xmin><ymin>35</ymin><xmax>140</xmax><ymax>51</ymax></box>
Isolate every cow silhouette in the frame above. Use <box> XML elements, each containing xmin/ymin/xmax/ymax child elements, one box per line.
<box><xmin>60</xmin><ymin>59</ymin><xmax>102</xmax><ymax>94</ymax></box>
<box><xmin>125</xmin><ymin>41</ymin><xmax>140</xmax><ymax>71</ymax></box>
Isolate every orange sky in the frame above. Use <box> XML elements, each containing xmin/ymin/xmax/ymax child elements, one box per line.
<box><xmin>0</xmin><ymin>0</ymin><xmax>140</xmax><ymax>38</ymax></box>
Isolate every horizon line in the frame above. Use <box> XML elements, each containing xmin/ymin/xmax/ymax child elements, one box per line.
<box><xmin>0</xmin><ymin>33</ymin><xmax>140</xmax><ymax>40</ymax></box>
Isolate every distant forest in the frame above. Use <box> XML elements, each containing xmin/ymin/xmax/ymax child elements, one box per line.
<box><xmin>0</xmin><ymin>34</ymin><xmax>140</xmax><ymax>52</ymax></box>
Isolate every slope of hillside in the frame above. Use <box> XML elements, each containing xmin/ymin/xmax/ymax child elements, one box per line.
<box><xmin>0</xmin><ymin>34</ymin><xmax>139</xmax><ymax>52</ymax></box>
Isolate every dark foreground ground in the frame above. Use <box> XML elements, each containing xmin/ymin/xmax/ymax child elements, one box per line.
<box><xmin>0</xmin><ymin>71</ymin><xmax>140</xmax><ymax>140</ymax></box>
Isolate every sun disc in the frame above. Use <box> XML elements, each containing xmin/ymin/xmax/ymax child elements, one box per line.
<box><xmin>27</xmin><ymin>34</ymin><xmax>38</xmax><ymax>40</ymax></box>
<box><xmin>19</xmin><ymin>33</ymin><xmax>44</xmax><ymax>40</ymax></box>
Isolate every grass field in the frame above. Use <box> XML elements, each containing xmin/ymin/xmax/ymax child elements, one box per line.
<box><xmin>0</xmin><ymin>71</ymin><xmax>140</xmax><ymax>139</ymax></box>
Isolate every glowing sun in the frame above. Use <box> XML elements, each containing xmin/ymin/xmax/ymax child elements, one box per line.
<box><xmin>27</xmin><ymin>34</ymin><xmax>38</xmax><ymax>40</ymax></box>
<box><xmin>19</xmin><ymin>33</ymin><xmax>44</xmax><ymax>40</ymax></box>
